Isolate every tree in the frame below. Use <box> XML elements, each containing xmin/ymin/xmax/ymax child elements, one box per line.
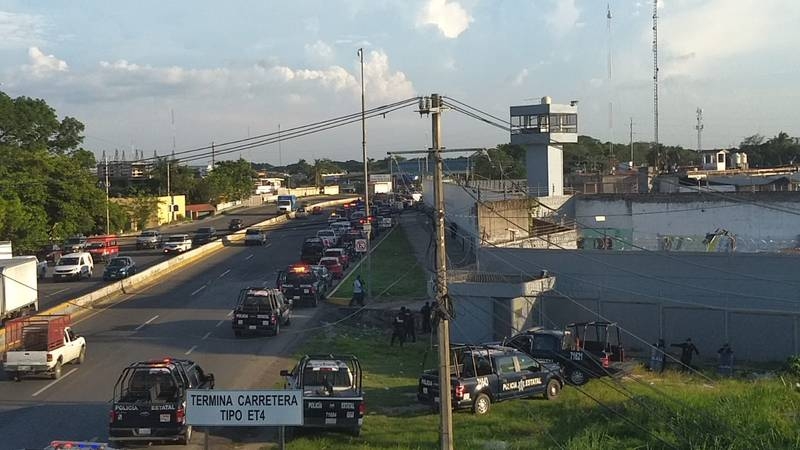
<box><xmin>125</xmin><ymin>190</ymin><xmax>159</xmax><ymax>231</ymax></box>
<box><xmin>204</xmin><ymin>159</ymin><xmax>255</xmax><ymax>203</ymax></box>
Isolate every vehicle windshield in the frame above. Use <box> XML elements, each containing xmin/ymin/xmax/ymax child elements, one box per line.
<box><xmin>65</xmin><ymin>237</ymin><xmax>84</xmax><ymax>245</ymax></box>
<box><xmin>319</xmin><ymin>231</ymin><xmax>334</xmax><ymax>236</ymax></box>
<box><xmin>246</xmin><ymin>229</ymin><xmax>262</xmax><ymax>235</ymax></box>
<box><xmin>278</xmin><ymin>200</ymin><xmax>291</xmax><ymax>206</ymax></box>
<box><xmin>196</xmin><ymin>228</ymin><xmax>214</xmax><ymax>234</ymax></box>
<box><xmin>286</xmin><ymin>273</ymin><xmax>315</xmax><ymax>284</ymax></box>
<box><xmin>59</xmin><ymin>257</ymin><xmax>79</xmax><ymax>266</ymax></box>
<box><xmin>324</xmin><ymin>250</ymin><xmax>340</xmax><ymax>257</ymax></box>
<box><xmin>87</xmin><ymin>242</ymin><xmax>105</xmax><ymax>248</ymax></box>
<box><xmin>242</xmin><ymin>293</ymin><xmax>273</xmax><ymax>307</ymax></box>
<box><xmin>320</xmin><ymin>259</ymin><xmax>338</xmax><ymax>266</ymax></box>
<box><xmin>140</xmin><ymin>231</ymin><xmax>158</xmax><ymax>237</ymax></box>
<box><xmin>302</xmin><ymin>367</ymin><xmax>353</xmax><ymax>392</ymax></box>
<box><xmin>167</xmin><ymin>236</ymin><xmax>187</xmax><ymax>243</ymax></box>
<box><xmin>108</xmin><ymin>258</ymin><xmax>127</xmax><ymax>268</ymax></box>
<box><xmin>118</xmin><ymin>367</ymin><xmax>179</xmax><ymax>403</ymax></box>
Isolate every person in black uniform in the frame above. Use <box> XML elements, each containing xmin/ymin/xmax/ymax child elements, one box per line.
<box><xmin>420</xmin><ymin>302</ymin><xmax>432</xmax><ymax>334</ymax></box>
<box><xmin>403</xmin><ymin>307</ymin><xmax>416</xmax><ymax>343</ymax></box>
<box><xmin>671</xmin><ymin>338</ymin><xmax>699</xmax><ymax>372</ymax></box>
<box><xmin>390</xmin><ymin>308</ymin><xmax>406</xmax><ymax>347</ymax></box>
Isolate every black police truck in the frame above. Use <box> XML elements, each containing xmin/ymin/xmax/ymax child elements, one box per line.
<box><xmin>417</xmin><ymin>345</ymin><xmax>563</xmax><ymax>415</ymax></box>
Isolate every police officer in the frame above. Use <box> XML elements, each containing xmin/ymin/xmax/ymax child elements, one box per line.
<box><xmin>671</xmin><ymin>338</ymin><xmax>699</xmax><ymax>372</ymax></box>
<box><xmin>403</xmin><ymin>307</ymin><xmax>416</xmax><ymax>343</ymax></box>
<box><xmin>350</xmin><ymin>275</ymin><xmax>365</xmax><ymax>307</ymax></box>
<box><xmin>390</xmin><ymin>308</ymin><xmax>406</xmax><ymax>347</ymax></box>
<box><xmin>420</xmin><ymin>302</ymin><xmax>432</xmax><ymax>334</ymax></box>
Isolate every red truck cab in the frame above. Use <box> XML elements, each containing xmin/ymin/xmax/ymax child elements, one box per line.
<box><xmin>86</xmin><ymin>235</ymin><xmax>120</xmax><ymax>262</ymax></box>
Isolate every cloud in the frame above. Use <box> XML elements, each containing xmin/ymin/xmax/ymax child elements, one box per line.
<box><xmin>416</xmin><ymin>0</ymin><xmax>473</xmax><ymax>39</ymax></box>
<box><xmin>659</xmin><ymin>0</ymin><xmax>800</xmax><ymax>77</ymax></box>
<box><xmin>545</xmin><ymin>0</ymin><xmax>580</xmax><ymax>37</ymax></box>
<box><xmin>24</xmin><ymin>46</ymin><xmax>68</xmax><ymax>77</ymax></box>
<box><xmin>7</xmin><ymin>47</ymin><xmax>413</xmax><ymax>104</ymax></box>
<box><xmin>0</xmin><ymin>11</ymin><xmax>46</xmax><ymax>49</ymax></box>
<box><xmin>512</xmin><ymin>68</ymin><xmax>529</xmax><ymax>86</ymax></box>
<box><xmin>304</xmin><ymin>40</ymin><xmax>335</xmax><ymax>63</ymax></box>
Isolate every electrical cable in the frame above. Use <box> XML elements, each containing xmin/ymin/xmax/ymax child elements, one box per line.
<box><xmin>442</xmin><ymin>96</ymin><xmax>511</xmax><ymax>128</ymax></box>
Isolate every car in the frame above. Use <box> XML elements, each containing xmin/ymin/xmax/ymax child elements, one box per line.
<box><xmin>244</xmin><ymin>228</ymin><xmax>268</xmax><ymax>246</ymax></box>
<box><xmin>109</xmin><ymin>358</ymin><xmax>214</xmax><ymax>445</ymax></box>
<box><xmin>232</xmin><ymin>287</ymin><xmax>292</xmax><ymax>337</ymax></box>
<box><xmin>63</xmin><ymin>235</ymin><xmax>87</xmax><ymax>253</ymax></box>
<box><xmin>192</xmin><ymin>227</ymin><xmax>218</xmax><ymax>245</ymax></box>
<box><xmin>103</xmin><ymin>256</ymin><xmax>136</xmax><ymax>281</ymax></box>
<box><xmin>504</xmin><ymin>322</ymin><xmax>626</xmax><ymax>386</ymax></box>
<box><xmin>296</xmin><ymin>207</ymin><xmax>309</xmax><ymax>219</ymax></box>
<box><xmin>278</xmin><ymin>264</ymin><xmax>324</xmax><ymax>307</ymax></box>
<box><xmin>327</xmin><ymin>212</ymin><xmax>343</xmax><ymax>225</ymax></box>
<box><xmin>378</xmin><ymin>217</ymin><xmax>394</xmax><ymax>230</ymax></box>
<box><xmin>52</xmin><ymin>252</ymin><xmax>94</xmax><ymax>281</ymax></box>
<box><xmin>311</xmin><ymin>206</ymin><xmax>322</xmax><ymax>215</ymax></box>
<box><xmin>86</xmin><ymin>235</ymin><xmax>120</xmax><ymax>262</ymax></box>
<box><xmin>136</xmin><ymin>230</ymin><xmax>162</xmax><ymax>249</ymax></box>
<box><xmin>228</xmin><ymin>218</ymin><xmax>244</xmax><ymax>231</ymax></box>
<box><xmin>319</xmin><ymin>256</ymin><xmax>344</xmax><ymax>279</ymax></box>
<box><xmin>163</xmin><ymin>234</ymin><xmax>192</xmax><ymax>254</ymax></box>
<box><xmin>317</xmin><ymin>229</ymin><xmax>338</xmax><ymax>247</ymax></box>
<box><xmin>417</xmin><ymin>345</ymin><xmax>564</xmax><ymax>415</ymax></box>
<box><xmin>324</xmin><ymin>248</ymin><xmax>350</xmax><ymax>269</ymax></box>
<box><xmin>301</xmin><ymin>237</ymin><xmax>326</xmax><ymax>264</ymax></box>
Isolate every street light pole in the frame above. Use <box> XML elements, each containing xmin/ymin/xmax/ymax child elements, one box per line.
<box><xmin>104</xmin><ymin>155</ymin><xmax>110</xmax><ymax>234</ymax></box>
<box><xmin>358</xmin><ymin>47</ymin><xmax>372</xmax><ymax>300</ymax></box>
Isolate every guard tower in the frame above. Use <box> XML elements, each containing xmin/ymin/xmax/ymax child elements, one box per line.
<box><xmin>510</xmin><ymin>96</ymin><xmax>578</xmax><ymax>196</ymax></box>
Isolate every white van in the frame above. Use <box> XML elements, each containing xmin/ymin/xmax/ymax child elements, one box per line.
<box><xmin>53</xmin><ymin>252</ymin><xmax>94</xmax><ymax>281</ymax></box>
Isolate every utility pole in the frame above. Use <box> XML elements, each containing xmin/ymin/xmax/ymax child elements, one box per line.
<box><xmin>358</xmin><ymin>47</ymin><xmax>372</xmax><ymax>300</ymax></box>
<box><xmin>423</xmin><ymin>93</ymin><xmax>454</xmax><ymax>450</ymax></box>
<box><xmin>166</xmin><ymin>161</ymin><xmax>174</xmax><ymax>223</ymax></box>
<box><xmin>607</xmin><ymin>3</ymin><xmax>614</xmax><ymax>171</ymax></box>
<box><xmin>695</xmin><ymin>107</ymin><xmax>704</xmax><ymax>152</ymax></box>
<box><xmin>652</xmin><ymin>0</ymin><xmax>660</xmax><ymax>171</ymax></box>
<box><xmin>104</xmin><ymin>155</ymin><xmax>110</xmax><ymax>234</ymax></box>
<box><xmin>629</xmin><ymin>118</ymin><xmax>634</xmax><ymax>165</ymax></box>
<box><xmin>211</xmin><ymin>141</ymin><xmax>216</xmax><ymax>166</ymax></box>
<box><xmin>278</xmin><ymin>124</ymin><xmax>283</xmax><ymax>167</ymax></box>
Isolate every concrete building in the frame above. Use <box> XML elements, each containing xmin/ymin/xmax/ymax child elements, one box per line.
<box><xmin>510</xmin><ymin>96</ymin><xmax>578</xmax><ymax>196</ymax></box>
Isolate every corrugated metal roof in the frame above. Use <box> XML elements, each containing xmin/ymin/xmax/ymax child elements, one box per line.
<box><xmin>706</xmin><ymin>175</ymin><xmax>789</xmax><ymax>186</ymax></box>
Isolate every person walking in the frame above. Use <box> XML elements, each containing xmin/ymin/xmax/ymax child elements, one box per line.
<box><xmin>390</xmin><ymin>308</ymin><xmax>406</xmax><ymax>347</ymax></box>
<box><xmin>671</xmin><ymin>338</ymin><xmax>699</xmax><ymax>372</ymax></box>
<box><xmin>420</xmin><ymin>302</ymin><xmax>432</xmax><ymax>334</ymax></box>
<box><xmin>350</xmin><ymin>275</ymin><xmax>365</xmax><ymax>307</ymax></box>
<box><xmin>403</xmin><ymin>307</ymin><xmax>416</xmax><ymax>343</ymax></box>
<box><xmin>717</xmin><ymin>343</ymin><xmax>734</xmax><ymax>377</ymax></box>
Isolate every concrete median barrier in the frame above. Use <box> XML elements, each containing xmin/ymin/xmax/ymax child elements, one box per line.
<box><xmin>0</xmin><ymin>196</ymin><xmax>357</xmax><ymax>350</ymax></box>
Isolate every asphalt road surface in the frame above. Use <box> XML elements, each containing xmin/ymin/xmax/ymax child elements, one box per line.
<box><xmin>36</xmin><ymin>195</ymin><xmax>346</xmax><ymax>311</ymax></box>
<box><xmin>0</xmin><ymin>211</ymin><xmax>342</xmax><ymax>449</ymax></box>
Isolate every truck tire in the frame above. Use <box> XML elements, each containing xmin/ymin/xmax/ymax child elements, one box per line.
<box><xmin>472</xmin><ymin>393</ymin><xmax>491</xmax><ymax>415</ymax></box>
<box><xmin>76</xmin><ymin>346</ymin><xmax>85</xmax><ymax>364</ymax></box>
<box><xmin>52</xmin><ymin>360</ymin><xmax>62</xmax><ymax>379</ymax></box>
<box><xmin>567</xmin><ymin>368</ymin><xmax>588</xmax><ymax>386</ymax></box>
<box><xmin>544</xmin><ymin>379</ymin><xmax>561</xmax><ymax>400</ymax></box>
<box><xmin>272</xmin><ymin>322</ymin><xmax>281</xmax><ymax>337</ymax></box>
<box><xmin>350</xmin><ymin>426</ymin><xmax>361</xmax><ymax>437</ymax></box>
<box><xmin>179</xmin><ymin>425</ymin><xmax>192</xmax><ymax>445</ymax></box>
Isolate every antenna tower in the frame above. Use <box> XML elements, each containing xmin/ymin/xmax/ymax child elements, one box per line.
<box><xmin>652</xmin><ymin>0</ymin><xmax>660</xmax><ymax>170</ymax></box>
<box><xmin>695</xmin><ymin>108</ymin><xmax>704</xmax><ymax>152</ymax></box>
<box><xmin>607</xmin><ymin>3</ymin><xmax>614</xmax><ymax>168</ymax></box>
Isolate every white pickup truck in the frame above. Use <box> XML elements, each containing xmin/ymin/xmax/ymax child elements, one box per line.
<box><xmin>3</xmin><ymin>315</ymin><xmax>86</xmax><ymax>381</ymax></box>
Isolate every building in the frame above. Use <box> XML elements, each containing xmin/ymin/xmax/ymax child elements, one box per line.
<box><xmin>699</xmin><ymin>149</ymin><xmax>748</xmax><ymax>171</ymax></box>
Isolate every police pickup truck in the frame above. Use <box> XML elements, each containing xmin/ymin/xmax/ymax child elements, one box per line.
<box><xmin>108</xmin><ymin>358</ymin><xmax>215</xmax><ymax>445</ymax></box>
<box><xmin>280</xmin><ymin>354</ymin><xmax>365</xmax><ymax>436</ymax></box>
<box><xmin>231</xmin><ymin>287</ymin><xmax>292</xmax><ymax>337</ymax></box>
<box><xmin>417</xmin><ymin>345</ymin><xmax>563</xmax><ymax>415</ymax></box>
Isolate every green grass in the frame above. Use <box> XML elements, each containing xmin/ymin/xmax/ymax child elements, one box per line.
<box><xmin>333</xmin><ymin>226</ymin><xmax>427</xmax><ymax>301</ymax></box>
<box><xmin>283</xmin><ymin>325</ymin><xmax>800</xmax><ymax>450</ymax></box>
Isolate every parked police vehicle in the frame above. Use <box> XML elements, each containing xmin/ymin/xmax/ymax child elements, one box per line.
<box><xmin>504</xmin><ymin>322</ymin><xmax>626</xmax><ymax>386</ymax></box>
<box><xmin>232</xmin><ymin>287</ymin><xmax>292</xmax><ymax>337</ymax></box>
<box><xmin>109</xmin><ymin>358</ymin><xmax>214</xmax><ymax>445</ymax></box>
<box><xmin>280</xmin><ymin>354</ymin><xmax>364</xmax><ymax>436</ymax></box>
<box><xmin>277</xmin><ymin>264</ymin><xmax>323</xmax><ymax>307</ymax></box>
<box><xmin>417</xmin><ymin>345</ymin><xmax>563</xmax><ymax>415</ymax></box>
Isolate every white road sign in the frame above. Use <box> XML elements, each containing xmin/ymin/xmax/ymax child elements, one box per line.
<box><xmin>355</xmin><ymin>239</ymin><xmax>368</xmax><ymax>253</ymax></box>
<box><xmin>186</xmin><ymin>389</ymin><xmax>303</xmax><ymax>426</ymax></box>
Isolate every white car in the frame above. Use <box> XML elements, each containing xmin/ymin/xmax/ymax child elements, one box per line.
<box><xmin>52</xmin><ymin>252</ymin><xmax>94</xmax><ymax>281</ymax></box>
<box><xmin>163</xmin><ymin>234</ymin><xmax>193</xmax><ymax>254</ymax></box>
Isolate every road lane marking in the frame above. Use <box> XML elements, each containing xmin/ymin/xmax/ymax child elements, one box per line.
<box><xmin>201</xmin><ymin>332</ymin><xmax>211</xmax><ymax>340</ymax></box>
<box><xmin>185</xmin><ymin>345</ymin><xmax>197</xmax><ymax>355</ymax></box>
<box><xmin>245</xmin><ymin>254</ymin><xmax>254</xmax><ymax>260</ymax></box>
<box><xmin>227</xmin><ymin>310</ymin><xmax>233</xmax><ymax>317</ymax></box>
<box><xmin>45</xmin><ymin>288</ymin><xmax>71</xmax><ymax>297</ymax></box>
<box><xmin>134</xmin><ymin>315</ymin><xmax>159</xmax><ymax>331</ymax></box>
<box><xmin>215</xmin><ymin>320</ymin><xmax>225</xmax><ymax>327</ymax></box>
<box><xmin>191</xmin><ymin>285</ymin><xmax>206</xmax><ymax>296</ymax></box>
<box><xmin>32</xmin><ymin>368</ymin><xmax>78</xmax><ymax>397</ymax></box>
<box><xmin>218</xmin><ymin>269</ymin><xmax>231</xmax><ymax>278</ymax></box>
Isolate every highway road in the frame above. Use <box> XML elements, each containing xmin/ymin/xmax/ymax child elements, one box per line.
<box><xmin>0</xmin><ymin>211</ymin><xmax>340</xmax><ymax>449</ymax></box>
<box><xmin>36</xmin><ymin>195</ymin><xmax>345</xmax><ymax>311</ymax></box>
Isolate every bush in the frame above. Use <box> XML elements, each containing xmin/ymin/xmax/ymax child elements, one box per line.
<box><xmin>782</xmin><ymin>355</ymin><xmax>800</xmax><ymax>377</ymax></box>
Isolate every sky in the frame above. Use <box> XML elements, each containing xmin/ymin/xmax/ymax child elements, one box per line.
<box><xmin>1</xmin><ymin>0</ymin><xmax>798</xmax><ymax>166</ymax></box>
